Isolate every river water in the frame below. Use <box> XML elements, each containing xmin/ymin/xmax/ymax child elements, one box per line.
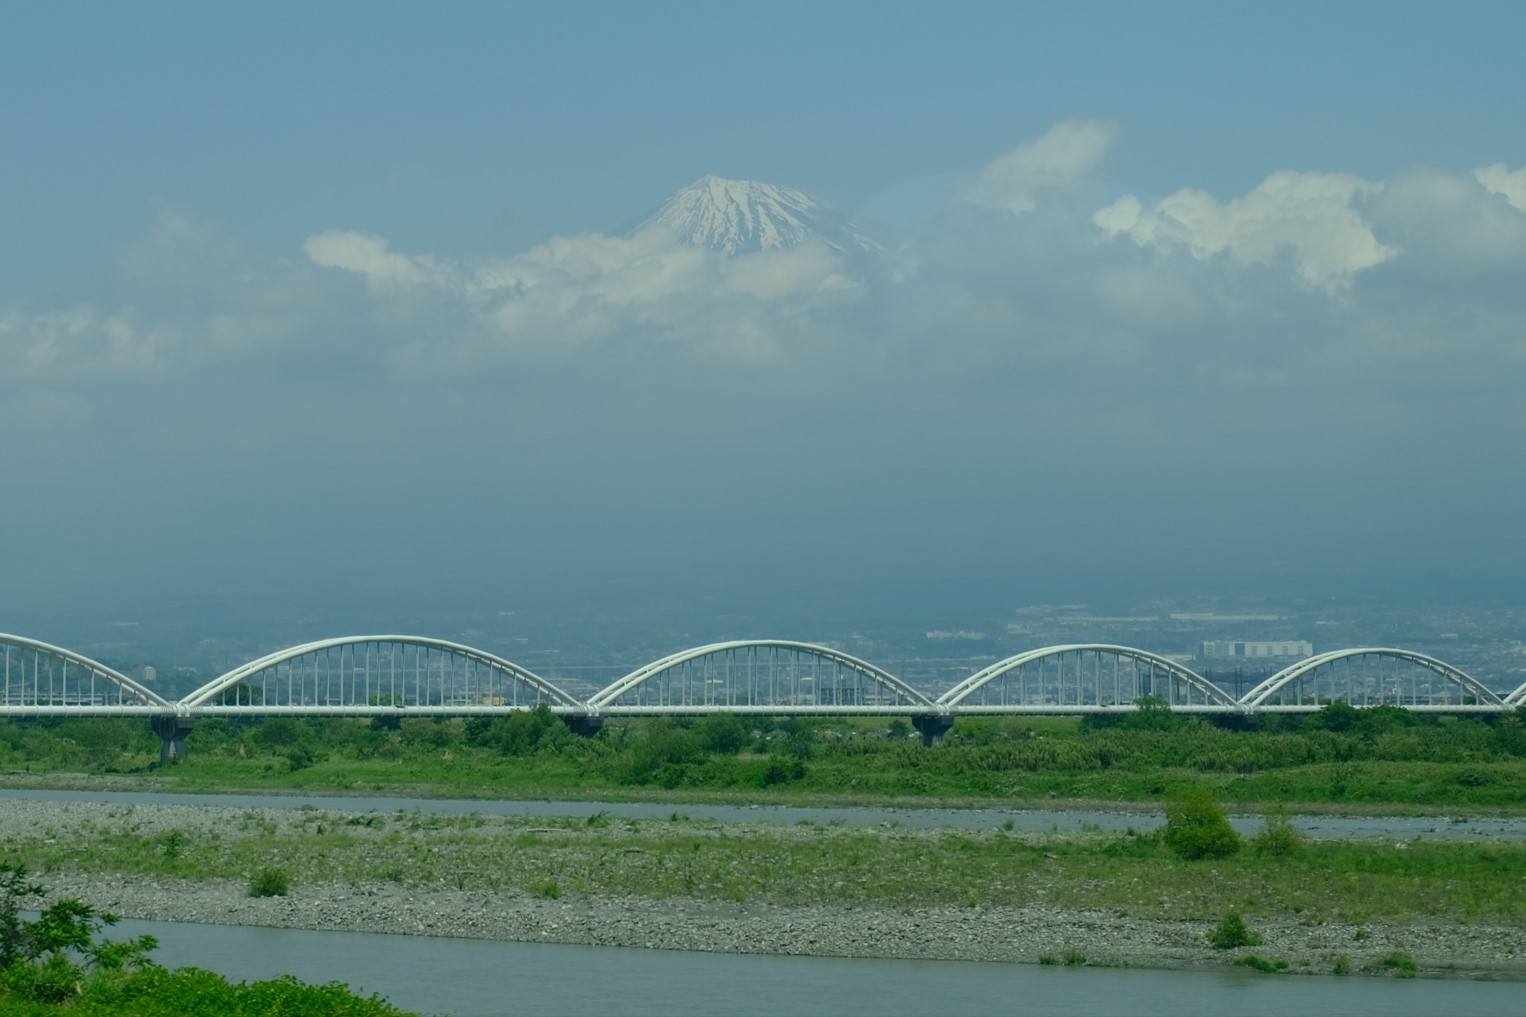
<box><xmin>2</xmin><ymin>787</ymin><xmax>1523</xmax><ymax>841</ymax></box>
<box><xmin>113</xmin><ymin>917</ymin><xmax>1517</xmax><ymax>1017</ymax></box>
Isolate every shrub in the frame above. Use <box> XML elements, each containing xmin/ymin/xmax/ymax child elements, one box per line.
<box><xmin>533</xmin><ymin>881</ymin><xmax>561</xmax><ymax>899</ymax></box>
<box><xmin>1209</xmin><ymin>911</ymin><xmax>1263</xmax><ymax>950</ymax></box>
<box><xmin>2</xmin><ymin>860</ymin><xmax>409</xmax><ymax>1014</ymax></box>
<box><xmin>1163</xmin><ymin>789</ymin><xmax>1242</xmax><ymax>860</ymax></box>
<box><xmin>1061</xmin><ymin>949</ymin><xmax>1086</xmax><ymax>967</ymax></box>
<box><xmin>1234</xmin><ymin>954</ymin><xmax>1288</xmax><ymax>973</ymax></box>
<box><xmin>695</xmin><ymin>713</ymin><xmax>750</xmax><ymax>755</ymax></box>
<box><xmin>1125</xmin><ymin>695</ymin><xmax>1180</xmax><ymax>731</ymax></box>
<box><xmin>247</xmin><ymin>867</ymin><xmax>291</xmax><ymax>898</ymax></box>
<box><xmin>1333</xmin><ymin>955</ymin><xmax>1351</xmax><ymax>975</ymax></box>
<box><xmin>762</xmin><ymin>758</ymin><xmax>806</xmax><ymax>786</ymax></box>
<box><xmin>1380</xmin><ymin>951</ymin><xmax>1417</xmax><ymax>978</ymax></box>
<box><xmin>1251</xmin><ymin>805</ymin><xmax>1305</xmax><ymax>858</ymax></box>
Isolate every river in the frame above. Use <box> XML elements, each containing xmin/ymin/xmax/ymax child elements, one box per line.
<box><xmin>115</xmin><ymin>917</ymin><xmax>1518</xmax><ymax>1017</ymax></box>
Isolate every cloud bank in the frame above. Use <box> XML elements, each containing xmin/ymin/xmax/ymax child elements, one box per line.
<box><xmin>7</xmin><ymin>122</ymin><xmax>1522</xmax><ymax>385</ymax></box>
<box><xmin>7</xmin><ymin>124</ymin><xmax>1526</xmax><ymax>601</ymax></box>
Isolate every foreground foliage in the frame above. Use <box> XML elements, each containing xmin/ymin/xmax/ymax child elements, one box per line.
<box><xmin>0</xmin><ymin>861</ymin><xmax>410</xmax><ymax>1016</ymax></box>
<box><xmin>4</xmin><ymin>703</ymin><xmax>1526</xmax><ymax>809</ymax></box>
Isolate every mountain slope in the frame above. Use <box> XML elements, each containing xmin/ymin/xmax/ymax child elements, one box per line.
<box><xmin>632</xmin><ymin>176</ymin><xmax>881</xmax><ymax>256</ymax></box>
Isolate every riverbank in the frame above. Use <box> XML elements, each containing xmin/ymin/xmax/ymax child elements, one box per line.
<box><xmin>8</xmin><ymin>707</ymin><xmax>1526</xmax><ymax>812</ymax></box>
<box><xmin>32</xmin><ymin>870</ymin><xmax>1525</xmax><ymax>981</ymax></box>
<box><xmin>4</xmin><ymin>798</ymin><xmax>1523</xmax><ymax>981</ymax></box>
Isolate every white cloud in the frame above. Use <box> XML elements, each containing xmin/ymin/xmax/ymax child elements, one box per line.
<box><xmin>308</xmin><ymin>225</ymin><xmax>868</xmax><ymax>364</ymax></box>
<box><xmin>1094</xmin><ymin>171</ymin><xmax>1396</xmax><ymax>289</ymax></box>
<box><xmin>1475</xmin><ymin>163</ymin><xmax>1526</xmax><ymax>212</ymax></box>
<box><xmin>304</xmin><ymin>230</ymin><xmax>453</xmax><ymax>291</ymax></box>
<box><xmin>1367</xmin><ymin>168</ymin><xmax>1526</xmax><ymax>269</ymax></box>
<box><xmin>0</xmin><ymin>306</ymin><xmax>167</xmax><ymax>382</ymax></box>
<box><xmin>960</xmin><ymin>120</ymin><xmax>1115</xmax><ymax>214</ymax></box>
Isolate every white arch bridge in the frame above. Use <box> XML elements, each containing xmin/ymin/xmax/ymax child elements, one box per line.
<box><xmin>2</xmin><ymin>633</ymin><xmax>1521</xmax><ymax>759</ymax></box>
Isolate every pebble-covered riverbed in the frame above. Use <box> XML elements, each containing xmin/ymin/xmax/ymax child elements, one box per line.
<box><xmin>5</xmin><ymin>799</ymin><xmax>1523</xmax><ymax>980</ymax></box>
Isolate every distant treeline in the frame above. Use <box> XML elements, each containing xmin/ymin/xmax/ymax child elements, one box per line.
<box><xmin>4</xmin><ymin>703</ymin><xmax>1526</xmax><ymax>807</ymax></box>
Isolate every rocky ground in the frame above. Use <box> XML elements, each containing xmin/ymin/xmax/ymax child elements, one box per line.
<box><xmin>5</xmin><ymin>799</ymin><xmax>1522</xmax><ymax>980</ymax></box>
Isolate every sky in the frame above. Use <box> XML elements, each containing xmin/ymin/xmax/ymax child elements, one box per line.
<box><xmin>3</xmin><ymin>1</ymin><xmax>1526</xmax><ymax>623</ymax></box>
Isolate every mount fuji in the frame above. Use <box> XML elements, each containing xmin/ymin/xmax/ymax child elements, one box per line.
<box><xmin>630</xmin><ymin>176</ymin><xmax>882</xmax><ymax>256</ymax></box>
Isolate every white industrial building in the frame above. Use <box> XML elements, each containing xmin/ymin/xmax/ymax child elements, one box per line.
<box><xmin>1201</xmin><ymin>640</ymin><xmax>1313</xmax><ymax>660</ymax></box>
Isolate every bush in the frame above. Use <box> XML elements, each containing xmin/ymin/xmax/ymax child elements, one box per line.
<box><xmin>1209</xmin><ymin>912</ymin><xmax>1262</xmax><ymax>949</ymax></box>
<box><xmin>2</xmin><ymin>860</ymin><xmax>407</xmax><ymax>1014</ymax></box>
<box><xmin>247</xmin><ymin>867</ymin><xmax>290</xmax><ymax>898</ymax></box>
<box><xmin>695</xmin><ymin>714</ymin><xmax>751</xmax><ymax>755</ymax></box>
<box><xmin>1380</xmin><ymin>951</ymin><xmax>1417</xmax><ymax>978</ymax></box>
<box><xmin>1250</xmin><ymin>805</ymin><xmax>1305</xmax><ymax>858</ymax></box>
<box><xmin>1163</xmin><ymin>789</ymin><xmax>1242</xmax><ymax>860</ymax></box>
<box><xmin>1234</xmin><ymin>954</ymin><xmax>1288</xmax><ymax>973</ymax></box>
<box><xmin>283</xmin><ymin>744</ymin><xmax>316</xmax><ymax>771</ymax></box>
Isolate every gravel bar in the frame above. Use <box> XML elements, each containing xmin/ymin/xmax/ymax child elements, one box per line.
<box><xmin>6</xmin><ymin>799</ymin><xmax>1522</xmax><ymax>980</ymax></box>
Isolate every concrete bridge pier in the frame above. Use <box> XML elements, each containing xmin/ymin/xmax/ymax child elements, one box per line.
<box><xmin>912</xmin><ymin>714</ymin><xmax>955</xmax><ymax>747</ymax></box>
<box><xmin>563</xmin><ymin>714</ymin><xmax>605</xmax><ymax>739</ymax></box>
<box><xmin>151</xmin><ymin>716</ymin><xmax>196</xmax><ymax>763</ymax></box>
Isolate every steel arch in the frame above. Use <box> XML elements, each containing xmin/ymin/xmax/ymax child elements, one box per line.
<box><xmin>0</xmin><ymin>633</ymin><xmax>171</xmax><ymax>711</ymax></box>
<box><xmin>1508</xmin><ymin>682</ymin><xmax>1526</xmax><ymax>708</ymax></box>
<box><xmin>587</xmin><ymin>640</ymin><xmax>937</xmax><ymax>711</ymax></box>
<box><xmin>1239</xmin><ymin>648</ymin><xmax>1504</xmax><ymax>708</ymax></box>
<box><xmin>180</xmin><ymin>635</ymin><xmax>582</xmax><ymax>709</ymax></box>
<box><xmin>936</xmin><ymin>644</ymin><xmax>1239</xmax><ymax>709</ymax></box>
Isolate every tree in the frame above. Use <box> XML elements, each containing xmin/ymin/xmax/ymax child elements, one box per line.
<box><xmin>1162</xmin><ymin>788</ymin><xmax>1242</xmax><ymax>860</ymax></box>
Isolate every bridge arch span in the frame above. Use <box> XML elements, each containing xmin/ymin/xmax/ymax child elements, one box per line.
<box><xmin>938</xmin><ymin>644</ymin><xmax>1238</xmax><ymax>711</ymax></box>
<box><xmin>1239</xmin><ymin>648</ymin><xmax>1504</xmax><ymax>709</ymax></box>
<box><xmin>0</xmin><ymin>633</ymin><xmax>170</xmax><ymax>713</ymax></box>
<box><xmin>181</xmin><ymin>635</ymin><xmax>582</xmax><ymax>712</ymax></box>
<box><xmin>588</xmin><ymin>640</ymin><xmax>936</xmax><ymax>713</ymax></box>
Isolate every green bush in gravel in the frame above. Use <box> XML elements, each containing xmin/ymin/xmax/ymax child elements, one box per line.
<box><xmin>1208</xmin><ymin>912</ymin><xmax>1262</xmax><ymax>949</ymax></box>
<box><xmin>247</xmin><ymin>866</ymin><xmax>290</xmax><ymax>898</ymax></box>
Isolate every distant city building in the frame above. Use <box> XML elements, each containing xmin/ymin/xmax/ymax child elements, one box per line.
<box><xmin>1201</xmin><ymin>640</ymin><xmax>1313</xmax><ymax>660</ymax></box>
<box><xmin>140</xmin><ymin>665</ymin><xmax>157</xmax><ymax>683</ymax></box>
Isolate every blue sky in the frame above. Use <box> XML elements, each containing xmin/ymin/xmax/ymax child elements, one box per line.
<box><xmin>7</xmin><ymin>2</ymin><xmax>1523</xmax><ymax>277</ymax></box>
<box><xmin>3</xmin><ymin>2</ymin><xmax>1525</xmax><ymax>618</ymax></box>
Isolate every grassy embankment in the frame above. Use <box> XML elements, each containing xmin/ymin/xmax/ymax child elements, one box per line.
<box><xmin>5</xmin><ymin>805</ymin><xmax>1525</xmax><ymax>926</ymax></box>
<box><xmin>4</xmin><ymin>702</ymin><xmax>1526</xmax><ymax>810</ymax></box>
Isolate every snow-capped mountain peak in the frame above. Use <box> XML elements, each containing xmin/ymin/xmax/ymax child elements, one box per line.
<box><xmin>632</xmin><ymin>176</ymin><xmax>880</xmax><ymax>256</ymax></box>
